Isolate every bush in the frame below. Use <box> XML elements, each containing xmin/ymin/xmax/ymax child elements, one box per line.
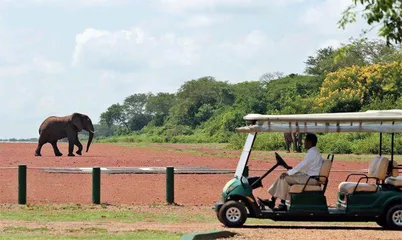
<box><xmin>317</xmin><ymin>134</ymin><xmax>352</xmax><ymax>154</ymax></box>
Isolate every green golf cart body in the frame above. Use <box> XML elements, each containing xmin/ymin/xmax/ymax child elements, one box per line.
<box><xmin>214</xmin><ymin>110</ymin><xmax>402</xmax><ymax>229</ymax></box>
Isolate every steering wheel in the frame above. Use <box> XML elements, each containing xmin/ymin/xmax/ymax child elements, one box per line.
<box><xmin>275</xmin><ymin>152</ymin><xmax>292</xmax><ymax>170</ymax></box>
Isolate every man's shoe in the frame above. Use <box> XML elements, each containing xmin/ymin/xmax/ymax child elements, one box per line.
<box><xmin>273</xmin><ymin>203</ymin><xmax>287</xmax><ymax>211</ymax></box>
<box><xmin>257</xmin><ymin>197</ymin><xmax>275</xmax><ymax>209</ymax></box>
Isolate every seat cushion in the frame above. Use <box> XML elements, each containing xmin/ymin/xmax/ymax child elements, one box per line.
<box><xmin>338</xmin><ymin>182</ymin><xmax>378</xmax><ymax>194</ymax></box>
<box><xmin>385</xmin><ymin>176</ymin><xmax>402</xmax><ymax>187</ymax></box>
<box><xmin>289</xmin><ymin>184</ymin><xmax>322</xmax><ymax>193</ymax></box>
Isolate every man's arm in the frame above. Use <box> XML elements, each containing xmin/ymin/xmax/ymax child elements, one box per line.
<box><xmin>286</xmin><ymin>152</ymin><xmax>312</xmax><ymax>175</ymax></box>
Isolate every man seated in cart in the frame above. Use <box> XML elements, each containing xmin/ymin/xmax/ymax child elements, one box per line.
<box><xmin>259</xmin><ymin>133</ymin><xmax>323</xmax><ymax>211</ymax></box>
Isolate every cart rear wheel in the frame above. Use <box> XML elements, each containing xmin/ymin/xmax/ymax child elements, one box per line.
<box><xmin>385</xmin><ymin>205</ymin><xmax>402</xmax><ymax>230</ymax></box>
<box><xmin>218</xmin><ymin>200</ymin><xmax>247</xmax><ymax>228</ymax></box>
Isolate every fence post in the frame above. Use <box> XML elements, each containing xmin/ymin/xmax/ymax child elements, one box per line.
<box><xmin>18</xmin><ymin>165</ymin><xmax>27</xmax><ymax>205</ymax></box>
<box><xmin>166</xmin><ymin>166</ymin><xmax>174</xmax><ymax>204</ymax></box>
<box><xmin>92</xmin><ymin>167</ymin><xmax>101</xmax><ymax>204</ymax></box>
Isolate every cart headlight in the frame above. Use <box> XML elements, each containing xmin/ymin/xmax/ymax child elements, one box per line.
<box><xmin>222</xmin><ymin>179</ymin><xmax>236</xmax><ymax>192</ymax></box>
<box><xmin>226</xmin><ymin>185</ymin><xmax>238</xmax><ymax>194</ymax></box>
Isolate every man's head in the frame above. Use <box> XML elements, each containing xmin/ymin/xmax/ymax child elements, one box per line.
<box><xmin>304</xmin><ymin>133</ymin><xmax>317</xmax><ymax>150</ymax></box>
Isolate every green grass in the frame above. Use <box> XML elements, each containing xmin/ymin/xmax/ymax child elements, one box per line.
<box><xmin>0</xmin><ymin>203</ymin><xmax>380</xmax><ymax>240</ymax></box>
<box><xmin>0</xmin><ymin>230</ymin><xmax>182</xmax><ymax>240</ymax></box>
<box><xmin>4</xmin><ymin>226</ymin><xmax>50</xmax><ymax>233</ymax></box>
<box><xmin>0</xmin><ymin>204</ymin><xmax>214</xmax><ymax>224</ymax></box>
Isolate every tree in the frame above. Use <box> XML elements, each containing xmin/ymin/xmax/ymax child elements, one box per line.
<box><xmin>168</xmin><ymin>76</ymin><xmax>235</xmax><ymax>127</ymax></box>
<box><xmin>304</xmin><ymin>38</ymin><xmax>400</xmax><ymax>76</ymax></box>
<box><xmin>100</xmin><ymin>103</ymin><xmax>129</xmax><ymax>129</ymax></box>
<box><xmin>146</xmin><ymin>92</ymin><xmax>176</xmax><ymax>126</ymax></box>
<box><xmin>123</xmin><ymin>93</ymin><xmax>152</xmax><ymax>131</ymax></box>
<box><xmin>317</xmin><ymin>61</ymin><xmax>402</xmax><ymax>113</ymax></box>
<box><xmin>259</xmin><ymin>71</ymin><xmax>284</xmax><ymax>82</ymax></box>
<box><xmin>338</xmin><ymin>0</ymin><xmax>402</xmax><ymax>45</ymax></box>
<box><xmin>232</xmin><ymin>81</ymin><xmax>267</xmax><ymax>114</ymax></box>
<box><xmin>304</xmin><ymin>47</ymin><xmax>337</xmax><ymax>75</ymax></box>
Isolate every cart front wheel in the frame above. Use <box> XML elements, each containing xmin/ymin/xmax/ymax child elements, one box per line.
<box><xmin>385</xmin><ymin>205</ymin><xmax>402</xmax><ymax>230</ymax></box>
<box><xmin>218</xmin><ymin>200</ymin><xmax>247</xmax><ymax>228</ymax></box>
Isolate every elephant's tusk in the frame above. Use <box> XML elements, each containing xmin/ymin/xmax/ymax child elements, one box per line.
<box><xmin>89</xmin><ymin>130</ymin><xmax>95</xmax><ymax>134</ymax></box>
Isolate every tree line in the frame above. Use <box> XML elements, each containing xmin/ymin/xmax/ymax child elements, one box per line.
<box><xmin>96</xmin><ymin>38</ymin><xmax>401</xmax><ymax>148</ymax></box>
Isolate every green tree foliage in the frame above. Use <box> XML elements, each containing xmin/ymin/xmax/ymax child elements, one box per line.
<box><xmin>146</xmin><ymin>92</ymin><xmax>176</xmax><ymax>126</ymax></box>
<box><xmin>304</xmin><ymin>47</ymin><xmax>337</xmax><ymax>76</ymax></box>
<box><xmin>168</xmin><ymin>76</ymin><xmax>235</xmax><ymax>127</ymax></box>
<box><xmin>100</xmin><ymin>103</ymin><xmax>129</xmax><ymax>129</ymax></box>
<box><xmin>318</xmin><ymin>61</ymin><xmax>402</xmax><ymax>113</ymax></box>
<box><xmin>123</xmin><ymin>93</ymin><xmax>152</xmax><ymax>131</ymax></box>
<box><xmin>100</xmin><ymin>94</ymin><xmax>153</xmax><ymax>132</ymax></box>
<box><xmin>232</xmin><ymin>81</ymin><xmax>267</xmax><ymax>113</ymax></box>
<box><xmin>338</xmin><ymin>0</ymin><xmax>402</xmax><ymax>45</ymax></box>
<box><xmin>305</xmin><ymin>38</ymin><xmax>400</xmax><ymax>76</ymax></box>
<box><xmin>95</xmin><ymin>36</ymin><xmax>402</xmax><ymax>154</ymax></box>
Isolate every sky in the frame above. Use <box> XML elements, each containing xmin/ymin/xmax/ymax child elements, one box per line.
<box><xmin>0</xmin><ymin>0</ymin><xmax>380</xmax><ymax>139</ymax></box>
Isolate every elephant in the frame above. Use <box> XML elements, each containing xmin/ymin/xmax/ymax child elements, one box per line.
<box><xmin>34</xmin><ymin>112</ymin><xmax>95</xmax><ymax>157</ymax></box>
<box><xmin>283</xmin><ymin>132</ymin><xmax>303</xmax><ymax>153</ymax></box>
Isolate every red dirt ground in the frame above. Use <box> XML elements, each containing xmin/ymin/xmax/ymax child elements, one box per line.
<box><xmin>0</xmin><ymin>142</ymin><xmax>368</xmax><ymax>206</ymax></box>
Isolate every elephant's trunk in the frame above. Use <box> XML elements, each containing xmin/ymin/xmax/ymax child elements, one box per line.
<box><xmin>86</xmin><ymin>130</ymin><xmax>94</xmax><ymax>152</ymax></box>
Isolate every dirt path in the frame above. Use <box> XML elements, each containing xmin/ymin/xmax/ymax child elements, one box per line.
<box><xmin>0</xmin><ymin>143</ymin><xmax>368</xmax><ymax>206</ymax></box>
<box><xmin>1</xmin><ymin>219</ymin><xmax>400</xmax><ymax>240</ymax></box>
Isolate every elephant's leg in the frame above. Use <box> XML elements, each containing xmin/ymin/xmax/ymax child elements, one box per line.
<box><xmin>75</xmin><ymin>135</ymin><xmax>83</xmax><ymax>155</ymax></box>
<box><xmin>66</xmin><ymin>128</ymin><xmax>78</xmax><ymax>157</ymax></box>
<box><xmin>35</xmin><ymin>136</ymin><xmax>46</xmax><ymax>156</ymax></box>
<box><xmin>285</xmin><ymin>141</ymin><xmax>290</xmax><ymax>153</ymax></box>
<box><xmin>50</xmin><ymin>141</ymin><xmax>63</xmax><ymax>157</ymax></box>
<box><xmin>68</xmin><ymin>140</ymin><xmax>75</xmax><ymax>157</ymax></box>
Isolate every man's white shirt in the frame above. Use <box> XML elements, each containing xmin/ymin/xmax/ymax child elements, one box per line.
<box><xmin>286</xmin><ymin>146</ymin><xmax>323</xmax><ymax>176</ymax></box>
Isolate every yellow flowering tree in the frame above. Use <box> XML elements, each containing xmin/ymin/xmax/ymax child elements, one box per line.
<box><xmin>318</xmin><ymin>61</ymin><xmax>402</xmax><ymax>112</ymax></box>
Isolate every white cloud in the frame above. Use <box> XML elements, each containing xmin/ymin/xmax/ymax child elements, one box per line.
<box><xmin>301</xmin><ymin>0</ymin><xmax>375</xmax><ymax>36</ymax></box>
<box><xmin>0</xmin><ymin>58</ymin><xmax>64</xmax><ymax>77</ymax></box>
<box><xmin>181</xmin><ymin>14</ymin><xmax>231</xmax><ymax>28</ymax></box>
<box><xmin>0</xmin><ymin>0</ymin><xmax>389</xmax><ymax>139</ymax></box>
<box><xmin>0</xmin><ymin>0</ymin><xmax>130</xmax><ymax>7</ymax></box>
<box><xmin>159</xmin><ymin>0</ymin><xmax>305</xmax><ymax>13</ymax></box>
<box><xmin>72</xmin><ymin>27</ymin><xmax>201</xmax><ymax>70</ymax></box>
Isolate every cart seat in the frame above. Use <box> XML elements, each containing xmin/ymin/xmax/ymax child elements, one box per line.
<box><xmin>289</xmin><ymin>184</ymin><xmax>322</xmax><ymax>193</ymax></box>
<box><xmin>338</xmin><ymin>156</ymin><xmax>389</xmax><ymax>194</ymax></box>
<box><xmin>338</xmin><ymin>182</ymin><xmax>377</xmax><ymax>194</ymax></box>
<box><xmin>385</xmin><ymin>176</ymin><xmax>402</xmax><ymax>187</ymax></box>
<box><xmin>289</xmin><ymin>157</ymin><xmax>333</xmax><ymax>194</ymax></box>
<box><xmin>384</xmin><ymin>160</ymin><xmax>401</xmax><ymax>187</ymax></box>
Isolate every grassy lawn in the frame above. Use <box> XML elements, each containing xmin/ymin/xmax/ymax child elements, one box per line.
<box><xmin>0</xmin><ymin>203</ymin><xmax>381</xmax><ymax>240</ymax></box>
<box><xmin>0</xmin><ymin>229</ymin><xmax>181</xmax><ymax>240</ymax></box>
<box><xmin>0</xmin><ymin>204</ymin><xmax>213</xmax><ymax>223</ymax></box>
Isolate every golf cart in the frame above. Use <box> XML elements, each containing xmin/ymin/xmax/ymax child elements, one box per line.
<box><xmin>214</xmin><ymin>110</ymin><xmax>402</xmax><ymax>229</ymax></box>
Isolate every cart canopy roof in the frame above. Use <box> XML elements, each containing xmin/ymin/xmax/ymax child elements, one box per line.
<box><xmin>236</xmin><ymin>110</ymin><xmax>402</xmax><ymax>133</ymax></box>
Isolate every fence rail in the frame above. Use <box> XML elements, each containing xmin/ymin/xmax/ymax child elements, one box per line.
<box><xmin>2</xmin><ymin>165</ymin><xmax>399</xmax><ymax>205</ymax></box>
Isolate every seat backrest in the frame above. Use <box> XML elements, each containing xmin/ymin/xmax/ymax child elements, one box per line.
<box><xmin>318</xmin><ymin>158</ymin><xmax>333</xmax><ymax>183</ymax></box>
<box><xmin>368</xmin><ymin>156</ymin><xmax>389</xmax><ymax>180</ymax></box>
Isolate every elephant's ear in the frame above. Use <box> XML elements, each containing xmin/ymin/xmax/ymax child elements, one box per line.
<box><xmin>71</xmin><ymin>113</ymin><xmax>83</xmax><ymax>131</ymax></box>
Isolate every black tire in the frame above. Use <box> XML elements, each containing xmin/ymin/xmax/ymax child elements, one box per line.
<box><xmin>216</xmin><ymin>210</ymin><xmax>225</xmax><ymax>224</ymax></box>
<box><xmin>218</xmin><ymin>200</ymin><xmax>247</xmax><ymax>228</ymax></box>
<box><xmin>385</xmin><ymin>205</ymin><xmax>402</xmax><ymax>230</ymax></box>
